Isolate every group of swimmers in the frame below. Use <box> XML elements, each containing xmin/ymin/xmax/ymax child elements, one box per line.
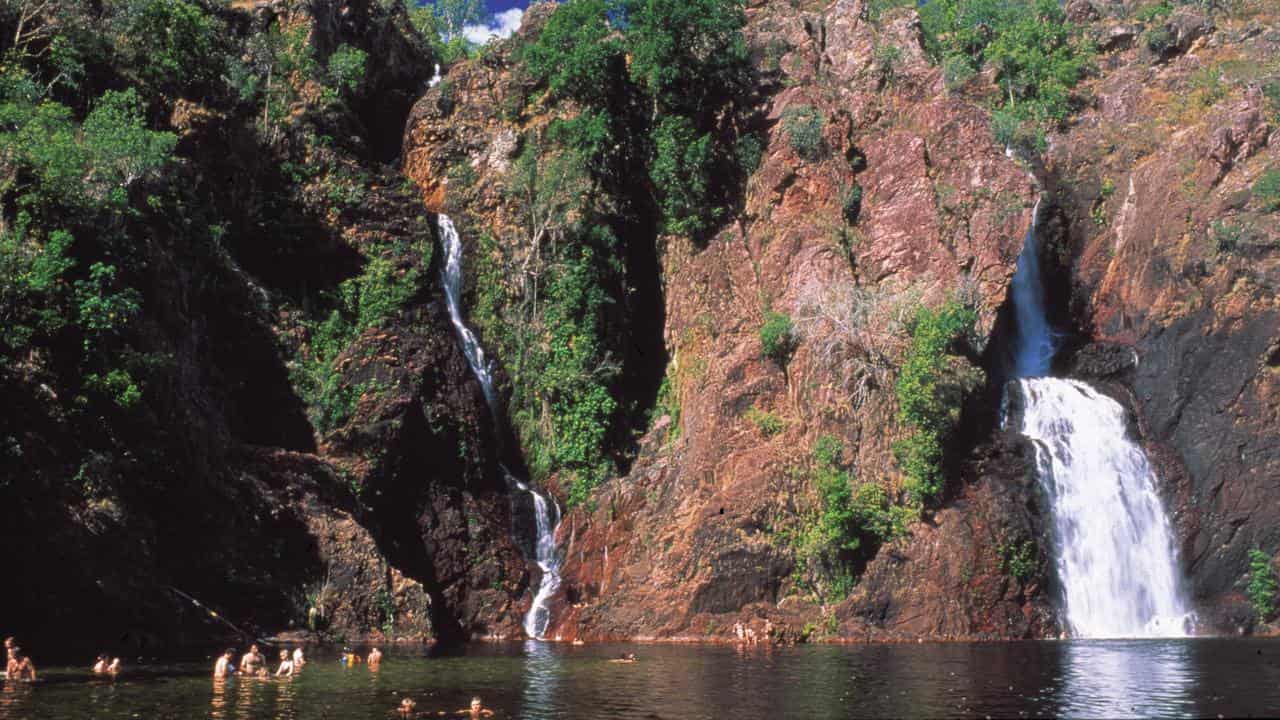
<box><xmin>3</xmin><ymin>637</ymin><xmax>36</xmax><ymax>681</ymax></box>
<box><xmin>92</xmin><ymin>655</ymin><xmax>122</xmax><ymax>675</ymax></box>
<box><xmin>213</xmin><ymin>644</ymin><xmax>309</xmax><ymax>679</ymax></box>
<box><xmin>398</xmin><ymin>695</ymin><xmax>494</xmax><ymax>718</ymax></box>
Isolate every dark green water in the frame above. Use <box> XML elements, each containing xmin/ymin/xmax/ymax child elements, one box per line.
<box><xmin>4</xmin><ymin>638</ymin><xmax>1280</xmax><ymax>719</ymax></box>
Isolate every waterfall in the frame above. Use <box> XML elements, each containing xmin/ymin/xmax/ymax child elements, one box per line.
<box><xmin>1017</xmin><ymin>379</ymin><xmax>1194</xmax><ymax>637</ymax></box>
<box><xmin>428</xmin><ymin>63</ymin><xmax>442</xmax><ymax>88</ymax></box>
<box><xmin>514</xmin><ymin>477</ymin><xmax>563</xmax><ymax>639</ymax></box>
<box><xmin>1005</xmin><ymin>201</ymin><xmax>1193</xmax><ymax>638</ymax></box>
<box><xmin>436</xmin><ymin>214</ymin><xmax>564</xmax><ymax>639</ymax></box>
<box><xmin>1009</xmin><ymin>199</ymin><xmax>1055</xmax><ymax>378</ymax></box>
<box><xmin>439</xmin><ymin>214</ymin><xmax>500</xmax><ymax>417</ymax></box>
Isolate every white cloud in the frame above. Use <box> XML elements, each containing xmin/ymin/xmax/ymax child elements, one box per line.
<box><xmin>461</xmin><ymin>8</ymin><xmax>524</xmax><ymax>45</ymax></box>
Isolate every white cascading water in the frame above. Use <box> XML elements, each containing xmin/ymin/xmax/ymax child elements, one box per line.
<box><xmin>1007</xmin><ymin>202</ymin><xmax>1194</xmax><ymax>638</ymax></box>
<box><xmin>437</xmin><ymin>214</ymin><xmax>564</xmax><ymax>639</ymax></box>
<box><xmin>515</xmin><ymin>477</ymin><xmax>563</xmax><ymax>639</ymax></box>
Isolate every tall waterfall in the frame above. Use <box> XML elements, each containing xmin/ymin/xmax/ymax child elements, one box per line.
<box><xmin>1006</xmin><ymin>202</ymin><xmax>1193</xmax><ymax>638</ymax></box>
<box><xmin>437</xmin><ymin>214</ymin><xmax>564</xmax><ymax>639</ymax></box>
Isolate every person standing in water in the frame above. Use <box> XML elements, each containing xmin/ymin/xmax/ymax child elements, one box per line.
<box><xmin>292</xmin><ymin>646</ymin><xmax>305</xmax><ymax>668</ymax></box>
<box><xmin>213</xmin><ymin>649</ymin><xmax>236</xmax><ymax>678</ymax></box>
<box><xmin>7</xmin><ymin>650</ymin><xmax>35</xmax><ymax>681</ymax></box>
<box><xmin>107</xmin><ymin>658</ymin><xmax>121</xmax><ymax>675</ymax></box>
<box><xmin>366</xmin><ymin>647</ymin><xmax>382</xmax><ymax>668</ymax></box>
<box><xmin>93</xmin><ymin>655</ymin><xmax>109</xmax><ymax>674</ymax></box>
<box><xmin>240</xmin><ymin>644</ymin><xmax>264</xmax><ymax>674</ymax></box>
<box><xmin>274</xmin><ymin>649</ymin><xmax>294</xmax><ymax>677</ymax></box>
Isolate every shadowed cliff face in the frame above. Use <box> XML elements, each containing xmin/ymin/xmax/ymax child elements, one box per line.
<box><xmin>0</xmin><ymin>0</ymin><xmax>526</xmax><ymax>652</ymax></box>
<box><xmin>1041</xmin><ymin>1</ymin><xmax>1280</xmax><ymax>632</ymax></box>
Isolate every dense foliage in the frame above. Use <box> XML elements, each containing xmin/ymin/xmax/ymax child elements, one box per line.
<box><xmin>467</xmin><ymin>0</ymin><xmax>755</xmax><ymax>505</ymax></box>
<box><xmin>919</xmin><ymin>0</ymin><xmax>1092</xmax><ymax>151</ymax></box>
<box><xmin>893</xmin><ymin>301</ymin><xmax>978</xmax><ymax>505</ymax></box>
<box><xmin>1248</xmin><ymin>549</ymin><xmax>1278</xmax><ymax>620</ymax></box>
<box><xmin>0</xmin><ymin>0</ymin><xmax>438</xmax><ymax>503</ymax></box>
<box><xmin>788</xmin><ymin>436</ymin><xmax>911</xmax><ymax>603</ymax></box>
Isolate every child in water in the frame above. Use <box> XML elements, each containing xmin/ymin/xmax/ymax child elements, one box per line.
<box><xmin>397</xmin><ymin>697</ymin><xmax>416</xmax><ymax>715</ymax></box>
<box><xmin>275</xmin><ymin>649</ymin><xmax>294</xmax><ymax>677</ymax></box>
<box><xmin>456</xmin><ymin>696</ymin><xmax>494</xmax><ymax>717</ymax></box>
<box><xmin>92</xmin><ymin>655</ymin><xmax>109</xmax><ymax>674</ymax></box>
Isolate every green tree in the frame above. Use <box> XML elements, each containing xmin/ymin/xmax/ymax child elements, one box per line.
<box><xmin>649</xmin><ymin>115</ymin><xmax>717</xmax><ymax>237</ymax></box>
<box><xmin>625</xmin><ymin>0</ymin><xmax>749</xmax><ymax>117</ymax></box>
<box><xmin>521</xmin><ymin>0</ymin><xmax>623</xmax><ymax>107</ymax></box>
<box><xmin>112</xmin><ymin>0</ymin><xmax>223</xmax><ymax>95</ymax></box>
<box><xmin>424</xmin><ymin>0</ymin><xmax>489</xmax><ymax>40</ymax></box>
<box><xmin>328</xmin><ymin>44</ymin><xmax>368</xmax><ymax>93</ymax></box>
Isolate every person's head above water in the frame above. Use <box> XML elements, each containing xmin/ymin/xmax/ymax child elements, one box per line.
<box><xmin>471</xmin><ymin>697</ymin><xmax>483</xmax><ymax>710</ymax></box>
<box><xmin>279</xmin><ymin>650</ymin><xmax>289</xmax><ymax>660</ymax></box>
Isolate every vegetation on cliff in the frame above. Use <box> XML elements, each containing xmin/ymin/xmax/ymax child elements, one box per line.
<box><xmin>459</xmin><ymin>0</ymin><xmax>757</xmax><ymax>505</ymax></box>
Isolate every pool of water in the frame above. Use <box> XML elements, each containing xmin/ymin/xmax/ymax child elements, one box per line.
<box><xmin>4</xmin><ymin>638</ymin><xmax>1280</xmax><ymax>719</ymax></box>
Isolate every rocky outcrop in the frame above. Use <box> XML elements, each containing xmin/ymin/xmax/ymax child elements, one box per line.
<box><xmin>400</xmin><ymin>0</ymin><xmax>1054</xmax><ymax>641</ymax></box>
<box><xmin>1044</xmin><ymin>3</ymin><xmax>1280</xmax><ymax>631</ymax></box>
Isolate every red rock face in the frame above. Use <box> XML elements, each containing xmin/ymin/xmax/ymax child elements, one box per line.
<box><xmin>1043</xmin><ymin>6</ymin><xmax>1280</xmax><ymax>632</ymax></box>
<box><xmin>513</xmin><ymin>1</ymin><xmax>1042</xmax><ymax>641</ymax></box>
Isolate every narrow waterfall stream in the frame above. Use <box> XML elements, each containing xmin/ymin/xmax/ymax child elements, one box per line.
<box><xmin>1006</xmin><ymin>202</ymin><xmax>1194</xmax><ymax>638</ymax></box>
<box><xmin>437</xmin><ymin>214</ymin><xmax>564</xmax><ymax>639</ymax></box>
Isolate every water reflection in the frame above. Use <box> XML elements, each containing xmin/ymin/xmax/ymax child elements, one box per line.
<box><xmin>11</xmin><ymin>640</ymin><xmax>1280</xmax><ymax>719</ymax></box>
<box><xmin>1057</xmin><ymin>640</ymin><xmax>1194</xmax><ymax>718</ymax></box>
<box><xmin>521</xmin><ymin>640</ymin><xmax>561</xmax><ymax>717</ymax></box>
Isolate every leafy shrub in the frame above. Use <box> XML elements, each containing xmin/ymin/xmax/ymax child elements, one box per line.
<box><xmin>650</xmin><ymin>115</ymin><xmax>717</xmax><ymax>237</ymax></box>
<box><xmin>999</xmin><ymin>538</ymin><xmax>1039</xmax><ymax>582</ymax></box>
<box><xmin>734</xmin><ymin>133</ymin><xmax>764</xmax><ymax>176</ymax></box>
<box><xmin>1248</xmin><ymin>549</ymin><xmax>1278</xmax><ymax>620</ymax></box>
<box><xmin>873</xmin><ymin>43</ymin><xmax>903</xmax><ymax>86</ymax></box>
<box><xmin>294</xmin><ymin>253</ymin><xmax>423</xmax><ymax>434</ymax></box>
<box><xmin>759</xmin><ymin>311</ymin><xmax>796</xmax><ymax>365</ymax></box>
<box><xmin>521</xmin><ymin>0</ymin><xmax>622</xmax><ymax>107</ymax></box>
<box><xmin>920</xmin><ymin>0</ymin><xmax>1090</xmax><ymax>150</ymax></box>
<box><xmin>1143</xmin><ymin>26</ymin><xmax>1176</xmax><ymax>56</ymax></box>
<box><xmin>745</xmin><ymin>405</ymin><xmax>785</xmax><ymax>436</ymax></box>
<box><xmin>328</xmin><ymin>44</ymin><xmax>368</xmax><ymax>92</ymax></box>
<box><xmin>1209</xmin><ymin>219</ymin><xmax>1242</xmax><ymax>255</ymax></box>
<box><xmin>1254</xmin><ymin>167</ymin><xmax>1280</xmax><ymax>212</ymax></box>
<box><xmin>782</xmin><ymin>104</ymin><xmax>824</xmax><ymax>161</ymax></box>
<box><xmin>942</xmin><ymin>53</ymin><xmax>977</xmax><ymax>90</ymax></box>
<box><xmin>842</xmin><ymin>184</ymin><xmax>863</xmax><ymax>225</ymax></box>
<box><xmin>893</xmin><ymin>301</ymin><xmax>977</xmax><ymax>505</ymax></box>
<box><xmin>114</xmin><ymin>0</ymin><xmax>223</xmax><ymax>95</ymax></box>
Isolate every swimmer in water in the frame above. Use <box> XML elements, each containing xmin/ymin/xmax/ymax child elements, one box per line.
<box><xmin>213</xmin><ymin>649</ymin><xmax>236</xmax><ymax>678</ymax></box>
<box><xmin>398</xmin><ymin>697</ymin><xmax>416</xmax><ymax>715</ymax></box>
<box><xmin>93</xmin><ymin>655</ymin><xmax>109</xmax><ymax>674</ymax></box>
<box><xmin>367</xmin><ymin>647</ymin><xmax>382</xmax><ymax>667</ymax></box>
<box><xmin>275</xmin><ymin>649</ymin><xmax>294</xmax><ymax>677</ymax></box>
<box><xmin>608</xmin><ymin>652</ymin><xmax>637</xmax><ymax>663</ymax></box>
<box><xmin>292</xmin><ymin>646</ymin><xmax>305</xmax><ymax>667</ymax></box>
<box><xmin>107</xmin><ymin>658</ymin><xmax>121</xmax><ymax>675</ymax></box>
<box><xmin>255</xmin><ymin>666</ymin><xmax>270</xmax><ymax>680</ymax></box>
<box><xmin>455</xmin><ymin>696</ymin><xmax>494</xmax><ymax>717</ymax></box>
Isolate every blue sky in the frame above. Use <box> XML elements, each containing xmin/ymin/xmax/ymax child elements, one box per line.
<box><xmin>487</xmin><ymin>0</ymin><xmax>530</xmax><ymax>12</ymax></box>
